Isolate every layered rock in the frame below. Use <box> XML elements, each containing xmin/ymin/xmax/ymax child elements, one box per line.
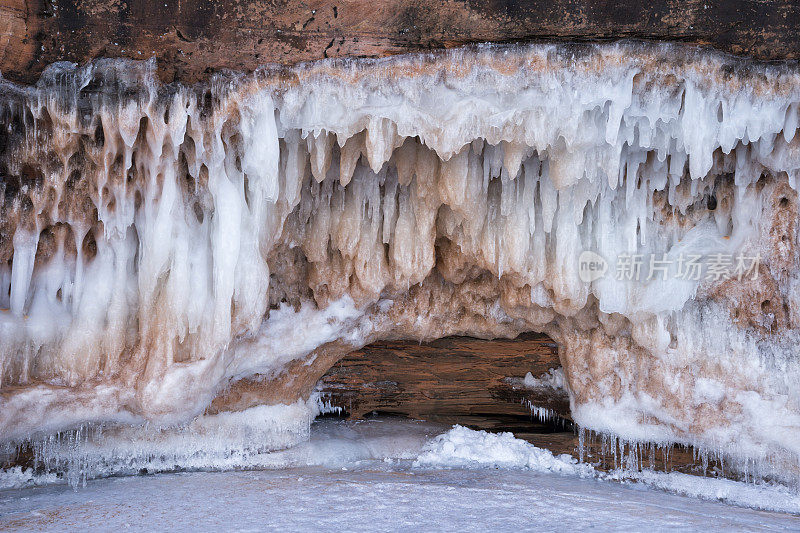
<box><xmin>4</xmin><ymin>0</ymin><xmax>800</xmax><ymax>85</ymax></box>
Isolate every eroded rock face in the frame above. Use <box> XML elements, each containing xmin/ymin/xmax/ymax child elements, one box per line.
<box><xmin>314</xmin><ymin>334</ymin><xmax>567</xmax><ymax>421</ymax></box>
<box><xmin>4</xmin><ymin>0</ymin><xmax>800</xmax><ymax>85</ymax></box>
<box><xmin>0</xmin><ymin>42</ymin><xmax>799</xmax><ymax>481</ymax></box>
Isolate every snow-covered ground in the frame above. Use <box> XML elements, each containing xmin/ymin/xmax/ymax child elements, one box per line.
<box><xmin>1</xmin><ymin>419</ymin><xmax>798</xmax><ymax>531</ymax></box>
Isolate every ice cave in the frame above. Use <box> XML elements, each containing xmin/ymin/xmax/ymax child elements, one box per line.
<box><xmin>1</xmin><ymin>10</ymin><xmax>800</xmax><ymax>529</ymax></box>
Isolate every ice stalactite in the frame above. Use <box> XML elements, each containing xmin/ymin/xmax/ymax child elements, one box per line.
<box><xmin>1</xmin><ymin>42</ymin><xmax>800</xmax><ymax>483</ymax></box>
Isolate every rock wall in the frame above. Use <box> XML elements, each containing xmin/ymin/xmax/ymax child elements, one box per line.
<box><xmin>315</xmin><ymin>334</ymin><xmax>567</xmax><ymax>421</ymax></box>
<box><xmin>2</xmin><ymin>0</ymin><xmax>800</xmax><ymax>85</ymax></box>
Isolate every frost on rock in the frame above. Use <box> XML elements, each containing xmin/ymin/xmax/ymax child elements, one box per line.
<box><xmin>0</xmin><ymin>43</ymin><xmax>800</xmax><ymax>482</ymax></box>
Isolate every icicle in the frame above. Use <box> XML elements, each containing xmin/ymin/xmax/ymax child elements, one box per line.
<box><xmin>9</xmin><ymin>231</ymin><xmax>38</xmax><ymax>316</ymax></box>
<box><xmin>309</xmin><ymin>130</ymin><xmax>334</xmax><ymax>182</ymax></box>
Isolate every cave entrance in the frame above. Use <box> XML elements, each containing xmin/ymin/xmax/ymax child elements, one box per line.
<box><xmin>317</xmin><ymin>332</ymin><xmax>574</xmax><ymax>443</ymax></box>
<box><xmin>315</xmin><ymin>334</ymin><xmax>731</xmax><ymax>477</ymax></box>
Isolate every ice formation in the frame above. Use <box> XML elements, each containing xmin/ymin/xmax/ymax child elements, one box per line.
<box><xmin>1</xmin><ymin>42</ymin><xmax>800</xmax><ymax>482</ymax></box>
<box><xmin>507</xmin><ymin>367</ymin><xmax>567</xmax><ymax>391</ymax></box>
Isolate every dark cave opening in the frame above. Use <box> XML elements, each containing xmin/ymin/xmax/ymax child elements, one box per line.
<box><xmin>316</xmin><ymin>333</ymin><xmax>575</xmax><ymax>440</ymax></box>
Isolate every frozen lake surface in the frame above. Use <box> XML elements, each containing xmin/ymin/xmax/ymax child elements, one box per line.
<box><xmin>1</xmin><ymin>419</ymin><xmax>798</xmax><ymax>531</ymax></box>
<box><xmin>2</xmin><ymin>465</ymin><xmax>799</xmax><ymax>531</ymax></box>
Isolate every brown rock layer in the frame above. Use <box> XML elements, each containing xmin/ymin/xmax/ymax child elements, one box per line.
<box><xmin>2</xmin><ymin>0</ymin><xmax>800</xmax><ymax>85</ymax></box>
<box><xmin>317</xmin><ymin>333</ymin><xmax>568</xmax><ymax>420</ymax></box>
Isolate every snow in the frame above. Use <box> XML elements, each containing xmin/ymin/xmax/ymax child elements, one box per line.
<box><xmin>414</xmin><ymin>425</ymin><xmax>593</xmax><ymax>477</ymax></box>
<box><xmin>1</xmin><ymin>420</ymin><xmax>798</xmax><ymax>531</ymax></box>
<box><xmin>3</xmin><ymin>419</ymin><xmax>800</xmax><ymax>517</ymax></box>
<box><xmin>4</xmin><ymin>469</ymin><xmax>799</xmax><ymax>532</ymax></box>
